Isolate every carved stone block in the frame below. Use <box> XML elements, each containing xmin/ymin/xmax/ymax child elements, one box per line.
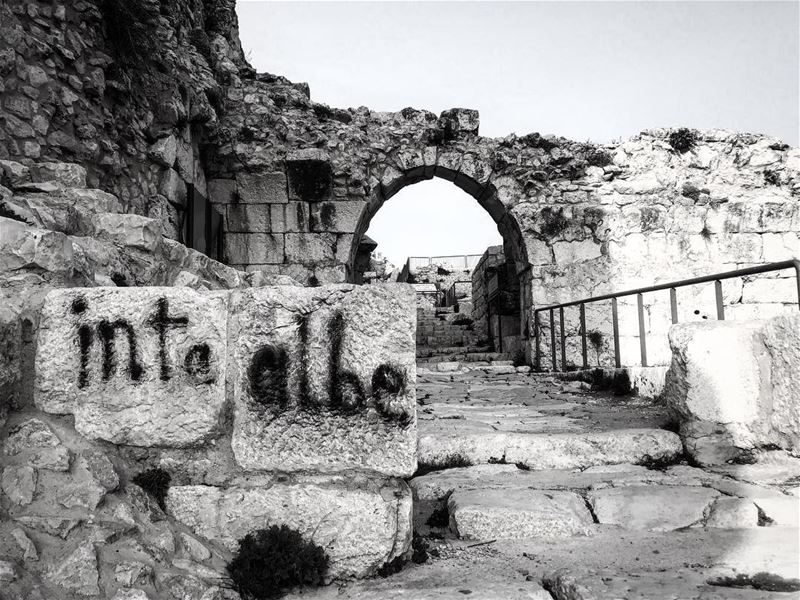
<box><xmin>35</xmin><ymin>287</ymin><xmax>229</xmax><ymax>447</ymax></box>
<box><xmin>227</xmin><ymin>284</ymin><xmax>417</xmax><ymax>476</ymax></box>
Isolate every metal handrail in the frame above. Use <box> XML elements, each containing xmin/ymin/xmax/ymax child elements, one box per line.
<box><xmin>533</xmin><ymin>259</ymin><xmax>800</xmax><ymax>372</ymax></box>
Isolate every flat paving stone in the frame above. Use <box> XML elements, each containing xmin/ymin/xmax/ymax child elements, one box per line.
<box><xmin>588</xmin><ymin>485</ymin><xmax>720</xmax><ymax>531</ymax></box>
<box><xmin>449</xmin><ymin>488</ymin><xmax>595</xmax><ymax>540</ymax></box>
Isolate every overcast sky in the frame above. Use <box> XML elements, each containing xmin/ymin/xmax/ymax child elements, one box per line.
<box><xmin>237</xmin><ymin>0</ymin><xmax>800</xmax><ymax>267</ymax></box>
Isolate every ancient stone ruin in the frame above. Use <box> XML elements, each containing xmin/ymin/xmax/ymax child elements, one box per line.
<box><xmin>1</xmin><ymin>1</ymin><xmax>799</xmax><ymax>599</ymax></box>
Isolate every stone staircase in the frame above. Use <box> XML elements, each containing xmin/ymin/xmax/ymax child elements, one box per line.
<box><xmin>416</xmin><ymin>306</ymin><xmax>515</xmax><ymax>371</ymax></box>
<box><xmin>416</xmin><ymin>306</ymin><xmax>480</xmax><ymax>349</ymax></box>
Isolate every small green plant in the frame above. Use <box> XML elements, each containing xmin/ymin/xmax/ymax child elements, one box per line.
<box><xmin>131</xmin><ymin>468</ymin><xmax>171</xmax><ymax>510</ymax></box>
<box><xmin>587</xmin><ymin>330</ymin><xmax>604</xmax><ymax>365</ymax></box>
<box><xmin>411</xmin><ymin>532</ymin><xmax>429</xmax><ymax>564</ymax></box>
<box><xmin>636</xmin><ymin>452</ymin><xmax>683</xmax><ymax>471</ymax></box>
<box><xmin>586</xmin><ymin>150</ymin><xmax>613</xmax><ymax>168</ymax></box>
<box><xmin>227</xmin><ymin>525</ymin><xmax>329</xmax><ymax>599</ymax></box>
<box><xmin>610</xmin><ymin>370</ymin><xmax>632</xmax><ymax>396</ymax></box>
<box><xmin>764</xmin><ymin>170</ymin><xmax>781</xmax><ymax>186</ymax></box>
<box><xmin>426</xmin><ymin>491</ymin><xmax>453</xmax><ymax>528</ymax></box>
<box><xmin>539</xmin><ymin>207</ymin><xmax>569</xmax><ymax>238</ymax></box>
<box><xmin>668</xmin><ymin>128</ymin><xmax>697</xmax><ymax>153</ymax></box>
<box><xmin>414</xmin><ymin>454</ymin><xmax>472</xmax><ymax>478</ymax></box>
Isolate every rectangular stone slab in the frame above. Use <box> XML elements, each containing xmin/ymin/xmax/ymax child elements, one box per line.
<box><xmin>166</xmin><ymin>476</ymin><xmax>412</xmax><ymax>579</ymax></box>
<box><xmin>228</xmin><ymin>284</ymin><xmax>417</xmax><ymax>476</ymax></box>
<box><xmin>35</xmin><ymin>287</ymin><xmax>228</xmax><ymax>447</ymax></box>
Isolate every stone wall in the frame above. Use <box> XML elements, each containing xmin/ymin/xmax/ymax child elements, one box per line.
<box><xmin>4</xmin><ymin>3</ymin><xmax>797</xmax><ymax>366</ymax></box>
<box><xmin>0</xmin><ymin>0</ymin><xmax>246</xmax><ymax>227</ymax></box>
<box><xmin>0</xmin><ymin>158</ymin><xmax>268</xmax><ymax>417</ymax></box>
<box><xmin>471</xmin><ymin>246</ymin><xmax>504</xmax><ymax>347</ymax></box>
<box><xmin>531</xmin><ymin>133</ymin><xmax>800</xmax><ymax>370</ymax></box>
<box><xmin>201</xmin><ymin>73</ymin><xmax>799</xmax><ymax>364</ymax></box>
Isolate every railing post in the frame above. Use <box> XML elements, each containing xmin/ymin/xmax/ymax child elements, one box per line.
<box><xmin>550</xmin><ymin>309</ymin><xmax>557</xmax><ymax>372</ymax></box>
<box><xmin>637</xmin><ymin>293</ymin><xmax>648</xmax><ymax>367</ymax></box>
<box><xmin>611</xmin><ymin>298</ymin><xmax>621</xmax><ymax>368</ymax></box>
<box><xmin>669</xmin><ymin>287</ymin><xmax>678</xmax><ymax>324</ymax></box>
<box><xmin>534</xmin><ymin>312</ymin><xmax>540</xmax><ymax>371</ymax></box>
<box><xmin>793</xmin><ymin>260</ymin><xmax>800</xmax><ymax>311</ymax></box>
<box><xmin>559</xmin><ymin>307</ymin><xmax>566</xmax><ymax>371</ymax></box>
<box><xmin>580</xmin><ymin>303</ymin><xmax>588</xmax><ymax>369</ymax></box>
<box><xmin>715</xmin><ymin>280</ymin><xmax>725</xmax><ymax>320</ymax></box>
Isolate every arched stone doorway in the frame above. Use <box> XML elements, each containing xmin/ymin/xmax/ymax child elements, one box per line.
<box><xmin>346</xmin><ymin>154</ymin><xmax>533</xmax><ymax>358</ymax></box>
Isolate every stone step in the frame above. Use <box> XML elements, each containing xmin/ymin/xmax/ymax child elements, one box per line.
<box><xmin>411</xmin><ymin>462</ymin><xmax>795</xmax><ymax>541</ymax></box>
<box><xmin>416</xmin><ymin>346</ymin><xmax>492</xmax><ymax>357</ymax></box>
<box><xmin>464</xmin><ymin>352</ymin><xmax>511</xmax><ymax>362</ymax></box>
<box><xmin>417</xmin><ymin>428</ymin><xmax>683</xmax><ymax>472</ymax></box>
<box><xmin>448</xmin><ymin>488</ymin><xmax>595</xmax><ymax>540</ymax></box>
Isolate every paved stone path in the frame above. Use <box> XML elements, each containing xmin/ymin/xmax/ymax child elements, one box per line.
<box><xmin>290</xmin><ymin>370</ymin><xmax>800</xmax><ymax>599</ymax></box>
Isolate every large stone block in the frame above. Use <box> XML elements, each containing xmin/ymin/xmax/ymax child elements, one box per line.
<box><xmin>226</xmin><ymin>204</ymin><xmax>270</xmax><ymax>233</ymax></box>
<box><xmin>91</xmin><ymin>213</ymin><xmax>162</xmax><ymax>252</ymax></box>
<box><xmin>30</xmin><ymin>162</ymin><xmax>87</xmax><ymax>188</ymax></box>
<box><xmin>227</xmin><ymin>284</ymin><xmax>417</xmax><ymax>476</ymax></box>
<box><xmin>284</xmin><ymin>232</ymin><xmax>336</xmax><ymax>264</ymax></box>
<box><xmin>167</xmin><ymin>476</ymin><xmax>412</xmax><ymax>579</ymax></box>
<box><xmin>449</xmin><ymin>489</ymin><xmax>594</xmax><ymax>540</ymax></box>
<box><xmin>35</xmin><ymin>288</ymin><xmax>229</xmax><ymax>447</ymax></box>
<box><xmin>665</xmin><ymin>314</ymin><xmax>800</xmax><ymax>464</ymax></box>
<box><xmin>224</xmin><ymin>232</ymin><xmax>284</xmax><ymax>264</ymax></box>
<box><xmin>588</xmin><ymin>485</ymin><xmax>719</xmax><ymax>531</ymax></box>
<box><xmin>236</xmin><ymin>171</ymin><xmax>288</xmax><ymax>204</ymax></box>
<box><xmin>309</xmin><ymin>201</ymin><xmax>366</xmax><ymax>233</ymax></box>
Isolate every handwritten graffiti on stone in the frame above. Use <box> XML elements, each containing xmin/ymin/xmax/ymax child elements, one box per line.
<box><xmin>71</xmin><ymin>296</ymin><xmax>214</xmax><ymax>387</ymax></box>
<box><xmin>247</xmin><ymin>310</ymin><xmax>411</xmax><ymax>426</ymax></box>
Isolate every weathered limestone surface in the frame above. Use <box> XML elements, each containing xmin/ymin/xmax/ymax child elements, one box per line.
<box><xmin>418</xmin><ymin>428</ymin><xmax>682</xmax><ymax>470</ymax></box>
<box><xmin>35</xmin><ymin>287</ymin><xmax>229</xmax><ymax>447</ymax></box>
<box><xmin>449</xmin><ymin>489</ymin><xmax>594</xmax><ymax>540</ymax></box>
<box><xmin>665</xmin><ymin>314</ymin><xmax>800</xmax><ymax>464</ymax></box>
<box><xmin>587</xmin><ymin>486</ymin><xmax>720</xmax><ymax>531</ymax></box>
<box><xmin>228</xmin><ymin>284</ymin><xmax>417</xmax><ymax>475</ymax></box>
<box><xmin>167</xmin><ymin>477</ymin><xmax>413</xmax><ymax>579</ymax></box>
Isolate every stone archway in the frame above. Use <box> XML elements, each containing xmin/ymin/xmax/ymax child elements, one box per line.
<box><xmin>346</xmin><ymin>151</ymin><xmax>533</xmax><ymax>356</ymax></box>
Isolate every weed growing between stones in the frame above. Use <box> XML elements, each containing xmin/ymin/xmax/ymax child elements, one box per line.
<box><xmin>131</xmin><ymin>468</ymin><xmax>171</xmax><ymax>510</ymax></box>
<box><xmin>586</xmin><ymin>150</ymin><xmax>613</xmax><ymax>168</ymax></box>
<box><xmin>668</xmin><ymin>128</ymin><xmax>697</xmax><ymax>153</ymax></box>
<box><xmin>412</xmin><ymin>532</ymin><xmax>430</xmax><ymax>564</ymax></box>
<box><xmin>539</xmin><ymin>207</ymin><xmax>570</xmax><ymax>238</ymax></box>
<box><xmin>376</xmin><ymin>532</ymin><xmax>430</xmax><ymax>577</ymax></box>
<box><xmin>764</xmin><ymin>169</ymin><xmax>781</xmax><ymax>186</ymax></box>
<box><xmin>414</xmin><ymin>454</ymin><xmax>472</xmax><ymax>477</ymax></box>
<box><xmin>227</xmin><ymin>525</ymin><xmax>329</xmax><ymax>599</ymax></box>
<box><xmin>582</xmin><ymin>330</ymin><xmax>604</xmax><ymax>365</ymax></box>
<box><xmin>488</xmin><ymin>453</ymin><xmax>530</xmax><ymax>471</ymax></box>
<box><xmin>426</xmin><ymin>491</ymin><xmax>453</xmax><ymax>528</ymax></box>
<box><xmin>707</xmin><ymin>573</ymin><xmax>800</xmax><ymax>592</ymax></box>
<box><xmin>756</xmin><ymin>505</ymin><xmax>775</xmax><ymax>526</ymax></box>
<box><xmin>636</xmin><ymin>452</ymin><xmax>685</xmax><ymax>471</ymax></box>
